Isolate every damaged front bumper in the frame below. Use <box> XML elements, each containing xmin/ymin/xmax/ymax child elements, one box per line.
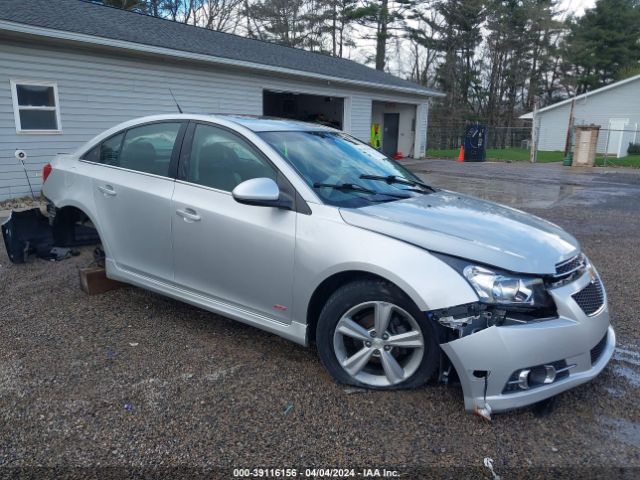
<box><xmin>439</xmin><ymin>269</ymin><xmax>615</xmax><ymax>413</ymax></box>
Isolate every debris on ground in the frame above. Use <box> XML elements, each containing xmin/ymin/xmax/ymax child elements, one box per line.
<box><xmin>483</xmin><ymin>457</ymin><xmax>501</xmax><ymax>480</ymax></box>
<box><xmin>473</xmin><ymin>404</ymin><xmax>492</xmax><ymax>422</ymax></box>
<box><xmin>38</xmin><ymin>246</ymin><xmax>80</xmax><ymax>262</ymax></box>
<box><xmin>343</xmin><ymin>387</ymin><xmax>367</xmax><ymax>395</ymax></box>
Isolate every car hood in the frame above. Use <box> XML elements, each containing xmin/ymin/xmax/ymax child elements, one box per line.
<box><xmin>339</xmin><ymin>190</ymin><xmax>580</xmax><ymax>275</ymax></box>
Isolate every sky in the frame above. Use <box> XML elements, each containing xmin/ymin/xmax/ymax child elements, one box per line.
<box><xmin>561</xmin><ymin>0</ymin><xmax>597</xmax><ymax>17</ymax></box>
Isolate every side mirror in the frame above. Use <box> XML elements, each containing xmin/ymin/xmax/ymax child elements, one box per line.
<box><xmin>232</xmin><ymin>178</ymin><xmax>292</xmax><ymax>209</ymax></box>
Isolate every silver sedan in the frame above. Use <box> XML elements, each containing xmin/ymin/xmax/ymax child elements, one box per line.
<box><xmin>37</xmin><ymin>114</ymin><xmax>615</xmax><ymax>415</ymax></box>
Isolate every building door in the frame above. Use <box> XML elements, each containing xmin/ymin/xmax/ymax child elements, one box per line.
<box><xmin>382</xmin><ymin>113</ymin><xmax>399</xmax><ymax>155</ymax></box>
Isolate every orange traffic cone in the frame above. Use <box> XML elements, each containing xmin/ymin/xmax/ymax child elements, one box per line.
<box><xmin>457</xmin><ymin>145</ymin><xmax>465</xmax><ymax>162</ymax></box>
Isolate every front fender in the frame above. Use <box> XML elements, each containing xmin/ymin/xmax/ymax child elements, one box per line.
<box><xmin>292</xmin><ymin>204</ymin><xmax>478</xmax><ymax>325</ymax></box>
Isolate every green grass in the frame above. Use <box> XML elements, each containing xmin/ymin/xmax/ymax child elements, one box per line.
<box><xmin>594</xmin><ymin>155</ymin><xmax>640</xmax><ymax>167</ymax></box>
<box><xmin>426</xmin><ymin>148</ymin><xmax>564</xmax><ymax>163</ymax></box>
<box><xmin>426</xmin><ymin>148</ymin><xmax>640</xmax><ymax>167</ymax></box>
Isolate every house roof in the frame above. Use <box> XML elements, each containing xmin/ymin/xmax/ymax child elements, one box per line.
<box><xmin>0</xmin><ymin>0</ymin><xmax>441</xmax><ymax>98</ymax></box>
<box><xmin>520</xmin><ymin>74</ymin><xmax>640</xmax><ymax>119</ymax></box>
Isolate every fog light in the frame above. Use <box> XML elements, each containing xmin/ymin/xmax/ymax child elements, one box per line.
<box><xmin>518</xmin><ymin>369</ymin><xmax>531</xmax><ymax>389</ymax></box>
<box><xmin>504</xmin><ymin>361</ymin><xmax>575</xmax><ymax>394</ymax></box>
<box><xmin>529</xmin><ymin>365</ymin><xmax>557</xmax><ymax>385</ymax></box>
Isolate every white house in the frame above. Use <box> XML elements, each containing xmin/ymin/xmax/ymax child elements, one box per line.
<box><xmin>0</xmin><ymin>0</ymin><xmax>442</xmax><ymax>201</ymax></box>
<box><xmin>520</xmin><ymin>75</ymin><xmax>640</xmax><ymax>158</ymax></box>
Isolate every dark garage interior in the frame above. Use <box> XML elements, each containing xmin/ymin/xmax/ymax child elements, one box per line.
<box><xmin>263</xmin><ymin>90</ymin><xmax>344</xmax><ymax>129</ymax></box>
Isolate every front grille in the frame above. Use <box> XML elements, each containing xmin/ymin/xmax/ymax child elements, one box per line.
<box><xmin>555</xmin><ymin>254</ymin><xmax>585</xmax><ymax>277</ymax></box>
<box><xmin>572</xmin><ymin>278</ymin><xmax>605</xmax><ymax>316</ymax></box>
<box><xmin>590</xmin><ymin>331</ymin><xmax>608</xmax><ymax>365</ymax></box>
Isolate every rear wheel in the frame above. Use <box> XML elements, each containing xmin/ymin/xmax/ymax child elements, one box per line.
<box><xmin>316</xmin><ymin>279</ymin><xmax>440</xmax><ymax>389</ymax></box>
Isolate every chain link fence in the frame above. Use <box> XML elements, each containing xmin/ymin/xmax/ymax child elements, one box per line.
<box><xmin>426</xmin><ymin>122</ymin><xmax>640</xmax><ymax>167</ymax></box>
<box><xmin>427</xmin><ymin>124</ymin><xmax>533</xmax><ymax>150</ymax></box>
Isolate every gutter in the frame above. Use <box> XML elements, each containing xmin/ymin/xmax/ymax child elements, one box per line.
<box><xmin>0</xmin><ymin>19</ymin><xmax>445</xmax><ymax>99</ymax></box>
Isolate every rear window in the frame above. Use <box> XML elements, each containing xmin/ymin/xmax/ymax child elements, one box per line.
<box><xmin>119</xmin><ymin>123</ymin><xmax>182</xmax><ymax>176</ymax></box>
<box><xmin>83</xmin><ymin>133</ymin><xmax>124</xmax><ymax>165</ymax></box>
<box><xmin>82</xmin><ymin>122</ymin><xmax>182</xmax><ymax>177</ymax></box>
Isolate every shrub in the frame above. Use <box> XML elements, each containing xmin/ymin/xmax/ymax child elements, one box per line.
<box><xmin>627</xmin><ymin>143</ymin><xmax>640</xmax><ymax>155</ymax></box>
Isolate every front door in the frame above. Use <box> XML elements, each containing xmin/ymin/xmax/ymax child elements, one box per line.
<box><xmin>171</xmin><ymin>122</ymin><xmax>296</xmax><ymax>323</ymax></box>
<box><xmin>89</xmin><ymin>121</ymin><xmax>185</xmax><ymax>281</ymax></box>
<box><xmin>382</xmin><ymin>113</ymin><xmax>400</xmax><ymax>156</ymax></box>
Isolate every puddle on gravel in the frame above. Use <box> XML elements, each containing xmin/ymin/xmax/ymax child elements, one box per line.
<box><xmin>599</xmin><ymin>417</ymin><xmax>640</xmax><ymax>448</ymax></box>
<box><xmin>614</xmin><ymin>347</ymin><xmax>640</xmax><ymax>367</ymax></box>
<box><xmin>612</xmin><ymin>346</ymin><xmax>640</xmax><ymax>388</ymax></box>
<box><xmin>612</xmin><ymin>365</ymin><xmax>640</xmax><ymax>388</ymax></box>
<box><xmin>424</xmin><ymin>174</ymin><xmax>584</xmax><ymax>209</ymax></box>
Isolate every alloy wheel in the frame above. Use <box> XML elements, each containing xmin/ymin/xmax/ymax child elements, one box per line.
<box><xmin>332</xmin><ymin>301</ymin><xmax>425</xmax><ymax>387</ymax></box>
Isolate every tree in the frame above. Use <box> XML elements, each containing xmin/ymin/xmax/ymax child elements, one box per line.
<box><xmin>425</xmin><ymin>0</ymin><xmax>485</xmax><ymax>117</ymax></box>
<box><xmin>245</xmin><ymin>0</ymin><xmax>324</xmax><ymax>49</ymax></box>
<box><xmin>351</xmin><ymin>1</ymin><xmax>416</xmax><ymax>70</ymax></box>
<box><xmin>562</xmin><ymin>0</ymin><xmax>640</xmax><ymax>93</ymax></box>
<box><xmin>325</xmin><ymin>0</ymin><xmax>359</xmax><ymax>57</ymax></box>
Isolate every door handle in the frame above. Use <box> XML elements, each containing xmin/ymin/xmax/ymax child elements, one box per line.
<box><xmin>176</xmin><ymin>208</ymin><xmax>201</xmax><ymax>222</ymax></box>
<box><xmin>98</xmin><ymin>185</ymin><xmax>117</xmax><ymax>197</ymax></box>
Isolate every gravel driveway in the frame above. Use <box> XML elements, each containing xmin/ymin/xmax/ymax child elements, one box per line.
<box><xmin>1</xmin><ymin>160</ymin><xmax>638</xmax><ymax>479</ymax></box>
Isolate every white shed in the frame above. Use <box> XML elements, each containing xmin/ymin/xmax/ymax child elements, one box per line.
<box><xmin>0</xmin><ymin>0</ymin><xmax>441</xmax><ymax>201</ymax></box>
<box><xmin>520</xmin><ymin>75</ymin><xmax>640</xmax><ymax>157</ymax></box>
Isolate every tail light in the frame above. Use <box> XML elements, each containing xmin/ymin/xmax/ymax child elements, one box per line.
<box><xmin>42</xmin><ymin>163</ymin><xmax>52</xmax><ymax>183</ymax></box>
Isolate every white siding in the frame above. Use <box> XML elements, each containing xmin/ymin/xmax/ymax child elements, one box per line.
<box><xmin>535</xmin><ymin>78</ymin><xmax>640</xmax><ymax>155</ymax></box>
<box><xmin>350</xmin><ymin>95</ymin><xmax>372</xmax><ymax>142</ymax></box>
<box><xmin>0</xmin><ymin>40</ymin><xmax>431</xmax><ymax>200</ymax></box>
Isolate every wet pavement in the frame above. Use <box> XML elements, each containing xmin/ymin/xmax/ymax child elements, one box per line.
<box><xmin>1</xmin><ymin>160</ymin><xmax>639</xmax><ymax>478</ymax></box>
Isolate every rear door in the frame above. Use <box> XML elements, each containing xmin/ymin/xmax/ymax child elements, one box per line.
<box><xmin>171</xmin><ymin>122</ymin><xmax>296</xmax><ymax>323</ymax></box>
<box><xmin>86</xmin><ymin>121</ymin><xmax>186</xmax><ymax>281</ymax></box>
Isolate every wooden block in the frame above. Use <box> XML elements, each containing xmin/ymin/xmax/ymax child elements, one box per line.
<box><xmin>80</xmin><ymin>266</ymin><xmax>125</xmax><ymax>295</ymax></box>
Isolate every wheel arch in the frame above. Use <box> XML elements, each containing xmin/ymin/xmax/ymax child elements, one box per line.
<box><xmin>306</xmin><ymin>269</ymin><xmax>421</xmax><ymax>345</ymax></box>
<box><xmin>51</xmin><ymin>200</ymin><xmax>108</xmax><ymax>255</ymax></box>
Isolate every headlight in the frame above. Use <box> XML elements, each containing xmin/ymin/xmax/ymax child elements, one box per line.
<box><xmin>463</xmin><ymin>265</ymin><xmax>540</xmax><ymax>305</ymax></box>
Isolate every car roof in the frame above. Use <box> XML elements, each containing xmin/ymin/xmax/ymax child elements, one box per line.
<box><xmin>219</xmin><ymin>115</ymin><xmax>336</xmax><ymax>132</ymax></box>
<box><xmin>115</xmin><ymin>113</ymin><xmax>337</xmax><ymax>133</ymax></box>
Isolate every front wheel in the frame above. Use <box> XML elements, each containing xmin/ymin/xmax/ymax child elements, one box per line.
<box><xmin>316</xmin><ymin>280</ymin><xmax>440</xmax><ymax>389</ymax></box>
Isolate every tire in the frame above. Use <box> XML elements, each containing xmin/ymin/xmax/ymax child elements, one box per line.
<box><xmin>316</xmin><ymin>279</ymin><xmax>440</xmax><ymax>389</ymax></box>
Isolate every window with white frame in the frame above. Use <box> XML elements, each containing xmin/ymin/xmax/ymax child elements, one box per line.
<box><xmin>10</xmin><ymin>81</ymin><xmax>62</xmax><ymax>133</ymax></box>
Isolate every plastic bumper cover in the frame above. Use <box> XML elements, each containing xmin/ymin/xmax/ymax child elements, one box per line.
<box><xmin>440</xmin><ymin>269</ymin><xmax>615</xmax><ymax>413</ymax></box>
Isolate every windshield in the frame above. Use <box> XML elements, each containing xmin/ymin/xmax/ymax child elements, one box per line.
<box><xmin>258</xmin><ymin>130</ymin><xmax>430</xmax><ymax>208</ymax></box>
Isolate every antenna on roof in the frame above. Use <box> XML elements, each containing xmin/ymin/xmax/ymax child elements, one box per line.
<box><xmin>169</xmin><ymin>88</ymin><xmax>183</xmax><ymax>114</ymax></box>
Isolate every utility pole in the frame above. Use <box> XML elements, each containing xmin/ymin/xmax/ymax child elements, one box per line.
<box><xmin>530</xmin><ymin>101</ymin><xmax>538</xmax><ymax>163</ymax></box>
<box><xmin>564</xmin><ymin>97</ymin><xmax>576</xmax><ymax>156</ymax></box>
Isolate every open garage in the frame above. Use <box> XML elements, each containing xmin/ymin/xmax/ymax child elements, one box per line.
<box><xmin>263</xmin><ymin>90</ymin><xmax>344</xmax><ymax>130</ymax></box>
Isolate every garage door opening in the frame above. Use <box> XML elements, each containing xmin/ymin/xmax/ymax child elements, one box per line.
<box><xmin>263</xmin><ymin>90</ymin><xmax>344</xmax><ymax>130</ymax></box>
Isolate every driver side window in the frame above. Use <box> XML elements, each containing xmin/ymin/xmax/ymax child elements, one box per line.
<box><xmin>187</xmin><ymin>124</ymin><xmax>276</xmax><ymax>192</ymax></box>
